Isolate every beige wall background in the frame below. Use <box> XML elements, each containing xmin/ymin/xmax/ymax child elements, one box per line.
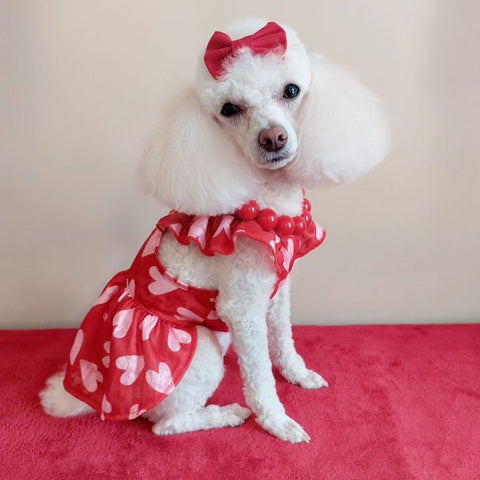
<box><xmin>1</xmin><ymin>1</ymin><xmax>479</xmax><ymax>328</ymax></box>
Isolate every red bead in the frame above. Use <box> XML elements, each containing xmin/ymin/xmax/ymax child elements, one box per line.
<box><xmin>238</xmin><ymin>201</ymin><xmax>259</xmax><ymax>221</ymax></box>
<box><xmin>257</xmin><ymin>209</ymin><xmax>278</xmax><ymax>231</ymax></box>
<box><xmin>293</xmin><ymin>216</ymin><xmax>306</xmax><ymax>235</ymax></box>
<box><xmin>275</xmin><ymin>215</ymin><xmax>295</xmax><ymax>235</ymax></box>
<box><xmin>302</xmin><ymin>211</ymin><xmax>312</xmax><ymax>225</ymax></box>
<box><xmin>303</xmin><ymin>198</ymin><xmax>311</xmax><ymax>212</ymax></box>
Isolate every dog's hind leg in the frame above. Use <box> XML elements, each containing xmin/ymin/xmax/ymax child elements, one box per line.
<box><xmin>143</xmin><ymin>326</ymin><xmax>250</xmax><ymax>435</ymax></box>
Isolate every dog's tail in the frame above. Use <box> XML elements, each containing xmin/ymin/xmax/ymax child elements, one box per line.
<box><xmin>39</xmin><ymin>368</ymin><xmax>93</xmax><ymax>418</ymax></box>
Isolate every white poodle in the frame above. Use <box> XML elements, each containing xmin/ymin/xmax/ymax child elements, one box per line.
<box><xmin>40</xmin><ymin>18</ymin><xmax>389</xmax><ymax>443</ymax></box>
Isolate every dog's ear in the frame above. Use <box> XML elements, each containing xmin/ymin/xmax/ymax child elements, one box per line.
<box><xmin>138</xmin><ymin>89</ymin><xmax>256</xmax><ymax>215</ymax></box>
<box><xmin>290</xmin><ymin>55</ymin><xmax>390</xmax><ymax>187</ymax></box>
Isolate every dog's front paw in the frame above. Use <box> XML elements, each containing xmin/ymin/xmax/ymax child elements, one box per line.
<box><xmin>256</xmin><ymin>413</ymin><xmax>310</xmax><ymax>443</ymax></box>
<box><xmin>283</xmin><ymin>368</ymin><xmax>328</xmax><ymax>390</ymax></box>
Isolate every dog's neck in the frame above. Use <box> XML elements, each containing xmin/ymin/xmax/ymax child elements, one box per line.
<box><xmin>254</xmin><ymin>171</ymin><xmax>304</xmax><ymax>217</ymax></box>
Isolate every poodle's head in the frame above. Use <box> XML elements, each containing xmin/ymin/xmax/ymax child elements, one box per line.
<box><xmin>140</xmin><ymin>18</ymin><xmax>390</xmax><ymax>215</ymax></box>
<box><xmin>198</xmin><ymin>20</ymin><xmax>310</xmax><ymax>172</ymax></box>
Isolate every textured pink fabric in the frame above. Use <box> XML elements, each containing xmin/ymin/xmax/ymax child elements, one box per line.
<box><xmin>63</xmin><ymin>210</ymin><xmax>325</xmax><ymax>421</ymax></box>
<box><xmin>1</xmin><ymin>324</ymin><xmax>479</xmax><ymax>480</ymax></box>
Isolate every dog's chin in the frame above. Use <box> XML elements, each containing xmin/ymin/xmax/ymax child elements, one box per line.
<box><xmin>255</xmin><ymin>152</ymin><xmax>297</xmax><ymax>171</ymax></box>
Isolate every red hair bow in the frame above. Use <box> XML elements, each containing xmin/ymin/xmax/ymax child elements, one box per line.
<box><xmin>204</xmin><ymin>22</ymin><xmax>287</xmax><ymax>80</ymax></box>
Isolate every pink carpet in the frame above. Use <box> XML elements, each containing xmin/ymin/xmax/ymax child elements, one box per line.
<box><xmin>1</xmin><ymin>325</ymin><xmax>479</xmax><ymax>479</ymax></box>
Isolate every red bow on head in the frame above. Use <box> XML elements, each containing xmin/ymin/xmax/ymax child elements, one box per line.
<box><xmin>204</xmin><ymin>22</ymin><xmax>287</xmax><ymax>80</ymax></box>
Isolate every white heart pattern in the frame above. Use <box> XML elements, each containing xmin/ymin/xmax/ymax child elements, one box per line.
<box><xmin>207</xmin><ymin>310</ymin><xmax>220</xmax><ymax>320</ymax></box>
<box><xmin>140</xmin><ymin>315</ymin><xmax>158</xmax><ymax>341</ymax></box>
<box><xmin>102</xmin><ymin>341</ymin><xmax>111</xmax><ymax>367</ymax></box>
<box><xmin>128</xmin><ymin>403</ymin><xmax>145</xmax><ymax>420</ymax></box>
<box><xmin>167</xmin><ymin>327</ymin><xmax>192</xmax><ymax>352</ymax></box>
<box><xmin>118</xmin><ymin>279</ymin><xmax>135</xmax><ymax>302</ymax></box>
<box><xmin>141</xmin><ymin>229</ymin><xmax>161</xmax><ymax>257</ymax></box>
<box><xmin>314</xmin><ymin>221</ymin><xmax>325</xmax><ymax>241</ymax></box>
<box><xmin>169</xmin><ymin>223</ymin><xmax>182</xmax><ymax>236</ymax></box>
<box><xmin>112</xmin><ymin>309</ymin><xmax>134</xmax><ymax>339</ymax></box>
<box><xmin>282</xmin><ymin>238</ymin><xmax>295</xmax><ymax>272</ymax></box>
<box><xmin>101</xmin><ymin>394</ymin><xmax>112</xmax><ymax>414</ymax></box>
<box><xmin>187</xmin><ymin>216</ymin><xmax>209</xmax><ymax>248</ymax></box>
<box><xmin>80</xmin><ymin>360</ymin><xmax>103</xmax><ymax>392</ymax></box>
<box><xmin>175</xmin><ymin>307</ymin><xmax>204</xmax><ymax>323</ymax></box>
<box><xmin>95</xmin><ymin>285</ymin><xmax>119</xmax><ymax>305</ymax></box>
<box><xmin>146</xmin><ymin>362</ymin><xmax>175</xmax><ymax>394</ymax></box>
<box><xmin>148</xmin><ymin>266</ymin><xmax>178</xmax><ymax>296</ymax></box>
<box><xmin>70</xmin><ymin>329</ymin><xmax>84</xmax><ymax>365</ymax></box>
<box><xmin>115</xmin><ymin>355</ymin><xmax>145</xmax><ymax>386</ymax></box>
<box><xmin>212</xmin><ymin>215</ymin><xmax>234</xmax><ymax>239</ymax></box>
<box><xmin>269</xmin><ymin>236</ymin><xmax>281</xmax><ymax>252</ymax></box>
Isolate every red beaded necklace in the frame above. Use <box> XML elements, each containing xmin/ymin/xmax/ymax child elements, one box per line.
<box><xmin>236</xmin><ymin>198</ymin><xmax>312</xmax><ymax>236</ymax></box>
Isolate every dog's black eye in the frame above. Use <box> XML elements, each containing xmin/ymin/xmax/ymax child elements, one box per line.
<box><xmin>283</xmin><ymin>84</ymin><xmax>300</xmax><ymax>99</ymax></box>
<box><xmin>220</xmin><ymin>102</ymin><xmax>240</xmax><ymax>117</ymax></box>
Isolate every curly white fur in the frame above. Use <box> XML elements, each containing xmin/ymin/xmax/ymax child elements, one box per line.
<box><xmin>40</xmin><ymin>17</ymin><xmax>389</xmax><ymax>443</ymax></box>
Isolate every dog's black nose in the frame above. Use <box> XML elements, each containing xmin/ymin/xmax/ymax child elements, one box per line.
<box><xmin>258</xmin><ymin>126</ymin><xmax>288</xmax><ymax>152</ymax></box>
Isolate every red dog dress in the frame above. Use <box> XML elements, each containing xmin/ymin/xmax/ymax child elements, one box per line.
<box><xmin>63</xmin><ymin>199</ymin><xmax>325</xmax><ymax>420</ymax></box>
